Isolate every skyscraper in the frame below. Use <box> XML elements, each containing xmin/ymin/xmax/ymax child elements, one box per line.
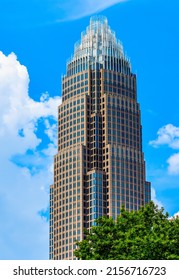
<box><xmin>49</xmin><ymin>16</ymin><xmax>151</xmax><ymax>260</ymax></box>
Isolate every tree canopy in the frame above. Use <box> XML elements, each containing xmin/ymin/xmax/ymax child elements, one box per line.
<box><xmin>74</xmin><ymin>201</ymin><xmax>179</xmax><ymax>260</ymax></box>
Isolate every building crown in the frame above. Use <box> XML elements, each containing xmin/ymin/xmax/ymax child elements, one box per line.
<box><xmin>66</xmin><ymin>15</ymin><xmax>131</xmax><ymax>75</ymax></box>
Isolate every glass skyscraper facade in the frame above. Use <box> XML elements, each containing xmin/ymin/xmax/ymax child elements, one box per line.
<box><xmin>49</xmin><ymin>16</ymin><xmax>151</xmax><ymax>260</ymax></box>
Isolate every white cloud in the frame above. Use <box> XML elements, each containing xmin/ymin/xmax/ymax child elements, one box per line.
<box><xmin>167</xmin><ymin>153</ymin><xmax>179</xmax><ymax>175</ymax></box>
<box><xmin>149</xmin><ymin>124</ymin><xmax>179</xmax><ymax>149</ymax></box>
<box><xmin>0</xmin><ymin>51</ymin><xmax>61</xmax><ymax>259</ymax></box>
<box><xmin>0</xmin><ymin>51</ymin><xmax>61</xmax><ymax>158</ymax></box>
<box><xmin>151</xmin><ymin>187</ymin><xmax>163</xmax><ymax>209</ymax></box>
<box><xmin>150</xmin><ymin>124</ymin><xmax>179</xmax><ymax>175</ymax></box>
<box><xmin>44</xmin><ymin>118</ymin><xmax>57</xmax><ymax>144</ymax></box>
<box><xmin>173</xmin><ymin>211</ymin><xmax>179</xmax><ymax>218</ymax></box>
<box><xmin>58</xmin><ymin>0</ymin><xmax>126</xmax><ymax>21</ymax></box>
<box><xmin>0</xmin><ymin>0</ymin><xmax>127</xmax><ymax>28</ymax></box>
<box><xmin>169</xmin><ymin>211</ymin><xmax>179</xmax><ymax>220</ymax></box>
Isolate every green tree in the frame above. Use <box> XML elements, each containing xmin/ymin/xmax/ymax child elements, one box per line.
<box><xmin>74</xmin><ymin>201</ymin><xmax>179</xmax><ymax>260</ymax></box>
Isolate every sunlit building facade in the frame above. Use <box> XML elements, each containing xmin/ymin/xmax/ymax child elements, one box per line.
<box><xmin>49</xmin><ymin>16</ymin><xmax>151</xmax><ymax>260</ymax></box>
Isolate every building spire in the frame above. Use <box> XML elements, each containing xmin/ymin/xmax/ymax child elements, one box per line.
<box><xmin>67</xmin><ymin>15</ymin><xmax>130</xmax><ymax>75</ymax></box>
<box><xmin>74</xmin><ymin>15</ymin><xmax>124</xmax><ymax>60</ymax></box>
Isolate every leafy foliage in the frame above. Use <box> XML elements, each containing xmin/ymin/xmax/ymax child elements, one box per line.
<box><xmin>74</xmin><ymin>201</ymin><xmax>179</xmax><ymax>260</ymax></box>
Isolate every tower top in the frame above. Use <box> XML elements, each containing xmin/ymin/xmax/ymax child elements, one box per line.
<box><xmin>66</xmin><ymin>16</ymin><xmax>131</xmax><ymax>75</ymax></box>
<box><xmin>74</xmin><ymin>15</ymin><xmax>124</xmax><ymax>60</ymax></box>
<box><xmin>68</xmin><ymin>16</ymin><xmax>130</xmax><ymax>65</ymax></box>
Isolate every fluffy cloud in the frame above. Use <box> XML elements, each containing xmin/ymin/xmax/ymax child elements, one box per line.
<box><xmin>151</xmin><ymin>187</ymin><xmax>163</xmax><ymax>209</ymax></box>
<box><xmin>173</xmin><ymin>211</ymin><xmax>179</xmax><ymax>218</ymax></box>
<box><xmin>0</xmin><ymin>52</ymin><xmax>61</xmax><ymax>157</ymax></box>
<box><xmin>0</xmin><ymin>51</ymin><xmax>61</xmax><ymax>259</ymax></box>
<box><xmin>149</xmin><ymin>124</ymin><xmax>179</xmax><ymax>149</ymax></box>
<box><xmin>167</xmin><ymin>153</ymin><xmax>179</xmax><ymax>175</ymax></box>
<box><xmin>169</xmin><ymin>211</ymin><xmax>179</xmax><ymax>220</ymax></box>
<box><xmin>150</xmin><ymin>124</ymin><xmax>179</xmax><ymax>175</ymax></box>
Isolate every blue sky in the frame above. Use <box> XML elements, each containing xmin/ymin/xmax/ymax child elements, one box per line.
<box><xmin>0</xmin><ymin>0</ymin><xmax>179</xmax><ymax>259</ymax></box>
